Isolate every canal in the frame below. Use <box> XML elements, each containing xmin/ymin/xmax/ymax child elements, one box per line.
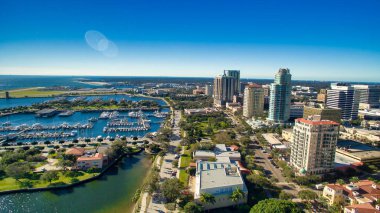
<box><xmin>0</xmin><ymin>153</ymin><xmax>152</xmax><ymax>213</ymax></box>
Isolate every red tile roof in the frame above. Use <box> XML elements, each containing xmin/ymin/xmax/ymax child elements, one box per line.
<box><xmin>295</xmin><ymin>118</ymin><xmax>339</xmax><ymax>126</ymax></box>
<box><xmin>246</xmin><ymin>83</ymin><xmax>262</xmax><ymax>88</ymax></box>
<box><xmin>345</xmin><ymin>203</ymin><xmax>380</xmax><ymax>213</ymax></box>
<box><xmin>77</xmin><ymin>153</ymin><xmax>103</xmax><ymax>161</ymax></box>
<box><xmin>65</xmin><ymin>147</ymin><xmax>85</xmax><ymax>156</ymax></box>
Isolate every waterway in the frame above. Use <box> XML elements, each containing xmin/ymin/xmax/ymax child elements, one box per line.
<box><xmin>0</xmin><ymin>153</ymin><xmax>152</xmax><ymax>213</ymax></box>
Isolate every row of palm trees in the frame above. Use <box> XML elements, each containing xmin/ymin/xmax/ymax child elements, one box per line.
<box><xmin>199</xmin><ymin>187</ymin><xmax>245</xmax><ymax>209</ymax></box>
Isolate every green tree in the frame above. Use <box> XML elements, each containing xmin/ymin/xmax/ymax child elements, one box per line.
<box><xmin>184</xmin><ymin>202</ymin><xmax>203</xmax><ymax>213</ymax></box>
<box><xmin>40</xmin><ymin>171</ymin><xmax>59</xmax><ymax>183</ymax></box>
<box><xmin>161</xmin><ymin>178</ymin><xmax>183</xmax><ymax>203</ymax></box>
<box><xmin>279</xmin><ymin>191</ymin><xmax>293</xmax><ymax>200</ymax></box>
<box><xmin>199</xmin><ymin>193</ymin><xmax>216</xmax><ymax>207</ymax></box>
<box><xmin>230</xmin><ymin>187</ymin><xmax>245</xmax><ymax>207</ymax></box>
<box><xmin>5</xmin><ymin>162</ymin><xmax>31</xmax><ymax>181</ymax></box>
<box><xmin>246</xmin><ymin>173</ymin><xmax>271</xmax><ymax>188</ymax></box>
<box><xmin>349</xmin><ymin>176</ymin><xmax>360</xmax><ymax>183</ymax></box>
<box><xmin>298</xmin><ymin>190</ymin><xmax>318</xmax><ymax>203</ymax></box>
<box><xmin>250</xmin><ymin>199</ymin><xmax>302</xmax><ymax>213</ymax></box>
<box><xmin>336</xmin><ymin>179</ymin><xmax>345</xmax><ymax>185</ymax></box>
<box><xmin>57</xmin><ymin>154</ymin><xmax>77</xmax><ymax>170</ymax></box>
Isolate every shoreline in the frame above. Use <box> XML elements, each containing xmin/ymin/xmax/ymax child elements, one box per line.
<box><xmin>0</xmin><ymin>148</ymin><xmax>144</xmax><ymax>196</ymax></box>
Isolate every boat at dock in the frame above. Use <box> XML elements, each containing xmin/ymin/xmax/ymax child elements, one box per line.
<box><xmin>99</xmin><ymin>111</ymin><xmax>111</xmax><ymax>119</ymax></box>
<box><xmin>58</xmin><ymin>110</ymin><xmax>74</xmax><ymax>117</ymax></box>
<box><xmin>88</xmin><ymin>117</ymin><xmax>98</xmax><ymax>122</ymax></box>
<box><xmin>128</xmin><ymin>110</ymin><xmax>143</xmax><ymax>118</ymax></box>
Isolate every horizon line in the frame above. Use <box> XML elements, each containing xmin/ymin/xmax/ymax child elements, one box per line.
<box><xmin>0</xmin><ymin>74</ymin><xmax>379</xmax><ymax>84</ymax></box>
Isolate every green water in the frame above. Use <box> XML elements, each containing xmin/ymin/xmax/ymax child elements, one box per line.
<box><xmin>0</xmin><ymin>153</ymin><xmax>152</xmax><ymax>213</ymax></box>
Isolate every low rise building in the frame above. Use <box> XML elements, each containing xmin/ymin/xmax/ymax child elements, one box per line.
<box><xmin>76</xmin><ymin>153</ymin><xmax>104</xmax><ymax>170</ymax></box>
<box><xmin>303</xmin><ymin>106</ymin><xmax>341</xmax><ymax>123</ymax></box>
<box><xmin>194</xmin><ymin>161</ymin><xmax>248</xmax><ymax>210</ymax></box>
<box><xmin>323</xmin><ymin>180</ymin><xmax>380</xmax><ymax>212</ymax></box>
<box><xmin>226</xmin><ymin>102</ymin><xmax>242</xmax><ymax>113</ymax></box>
<box><xmin>193</xmin><ymin>144</ymin><xmax>241</xmax><ymax>162</ymax></box>
<box><xmin>344</xmin><ymin>203</ymin><xmax>380</xmax><ymax>213</ymax></box>
<box><xmin>184</xmin><ymin>108</ymin><xmax>217</xmax><ymax>115</ymax></box>
<box><xmin>336</xmin><ymin>140</ymin><xmax>380</xmax><ymax>164</ymax></box>
<box><xmin>65</xmin><ymin>147</ymin><xmax>85</xmax><ymax>157</ymax></box>
<box><xmin>290</xmin><ymin>102</ymin><xmax>304</xmax><ymax>119</ymax></box>
<box><xmin>282</xmin><ymin>129</ymin><xmax>293</xmax><ymax>142</ymax></box>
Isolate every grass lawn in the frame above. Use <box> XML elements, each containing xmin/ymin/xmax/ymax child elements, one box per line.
<box><xmin>179</xmin><ymin>150</ymin><xmax>191</xmax><ymax>168</ymax></box>
<box><xmin>0</xmin><ymin>87</ymin><xmax>68</xmax><ymax>98</ymax></box>
<box><xmin>178</xmin><ymin>169</ymin><xmax>189</xmax><ymax>187</ymax></box>
<box><xmin>0</xmin><ymin>171</ymin><xmax>99</xmax><ymax>192</ymax></box>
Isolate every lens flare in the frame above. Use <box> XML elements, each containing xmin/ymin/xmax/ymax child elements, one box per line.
<box><xmin>85</xmin><ymin>30</ymin><xmax>118</xmax><ymax>57</ymax></box>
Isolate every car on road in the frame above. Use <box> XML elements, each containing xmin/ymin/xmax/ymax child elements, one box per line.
<box><xmin>174</xmin><ymin>154</ymin><xmax>180</xmax><ymax>159</ymax></box>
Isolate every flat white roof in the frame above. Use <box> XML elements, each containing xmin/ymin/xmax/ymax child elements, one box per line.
<box><xmin>215</xmin><ymin>144</ymin><xmax>227</xmax><ymax>152</ymax></box>
<box><xmin>197</xmin><ymin>162</ymin><xmax>245</xmax><ymax>190</ymax></box>
<box><xmin>194</xmin><ymin>150</ymin><xmax>215</xmax><ymax>158</ymax></box>
<box><xmin>262</xmin><ymin>133</ymin><xmax>283</xmax><ymax>145</ymax></box>
<box><xmin>272</xmin><ymin>144</ymin><xmax>288</xmax><ymax>149</ymax></box>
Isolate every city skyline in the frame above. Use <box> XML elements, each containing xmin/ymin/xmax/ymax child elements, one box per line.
<box><xmin>1</xmin><ymin>0</ymin><xmax>380</xmax><ymax>81</ymax></box>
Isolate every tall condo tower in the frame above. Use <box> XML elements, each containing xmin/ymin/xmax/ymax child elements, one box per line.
<box><xmin>225</xmin><ymin>70</ymin><xmax>240</xmax><ymax>95</ymax></box>
<box><xmin>290</xmin><ymin>117</ymin><xmax>339</xmax><ymax>175</ymax></box>
<box><xmin>268</xmin><ymin>68</ymin><xmax>292</xmax><ymax>123</ymax></box>
<box><xmin>213</xmin><ymin>72</ymin><xmax>236</xmax><ymax>107</ymax></box>
<box><xmin>243</xmin><ymin>84</ymin><xmax>264</xmax><ymax>118</ymax></box>
<box><xmin>326</xmin><ymin>83</ymin><xmax>360</xmax><ymax>120</ymax></box>
<box><xmin>205</xmin><ymin>84</ymin><xmax>214</xmax><ymax>97</ymax></box>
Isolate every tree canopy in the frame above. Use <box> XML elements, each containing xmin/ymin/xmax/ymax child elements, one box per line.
<box><xmin>161</xmin><ymin>178</ymin><xmax>183</xmax><ymax>203</ymax></box>
<box><xmin>250</xmin><ymin>199</ymin><xmax>302</xmax><ymax>213</ymax></box>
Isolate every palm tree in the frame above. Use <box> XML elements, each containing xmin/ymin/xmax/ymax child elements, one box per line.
<box><xmin>349</xmin><ymin>176</ymin><xmax>359</xmax><ymax>184</ymax></box>
<box><xmin>336</xmin><ymin>179</ymin><xmax>345</xmax><ymax>185</ymax></box>
<box><xmin>199</xmin><ymin>193</ymin><xmax>216</xmax><ymax>209</ymax></box>
<box><xmin>230</xmin><ymin>188</ymin><xmax>245</xmax><ymax>207</ymax></box>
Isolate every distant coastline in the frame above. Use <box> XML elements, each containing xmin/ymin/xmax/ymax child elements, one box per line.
<box><xmin>75</xmin><ymin>81</ymin><xmax>111</xmax><ymax>86</ymax></box>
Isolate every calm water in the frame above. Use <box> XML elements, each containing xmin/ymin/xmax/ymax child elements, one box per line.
<box><xmin>0</xmin><ymin>153</ymin><xmax>152</xmax><ymax>213</ymax></box>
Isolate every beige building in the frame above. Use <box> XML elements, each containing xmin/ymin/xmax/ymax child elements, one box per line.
<box><xmin>317</xmin><ymin>89</ymin><xmax>328</xmax><ymax>103</ymax></box>
<box><xmin>290</xmin><ymin>117</ymin><xmax>340</xmax><ymax>175</ymax></box>
<box><xmin>282</xmin><ymin>129</ymin><xmax>293</xmax><ymax>142</ymax></box>
<box><xmin>303</xmin><ymin>106</ymin><xmax>341</xmax><ymax>123</ymax></box>
<box><xmin>323</xmin><ymin>180</ymin><xmax>380</xmax><ymax>213</ymax></box>
<box><xmin>243</xmin><ymin>84</ymin><xmax>264</xmax><ymax>118</ymax></box>
<box><xmin>76</xmin><ymin>153</ymin><xmax>104</xmax><ymax>170</ymax></box>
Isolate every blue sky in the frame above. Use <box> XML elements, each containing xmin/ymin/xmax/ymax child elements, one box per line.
<box><xmin>0</xmin><ymin>0</ymin><xmax>379</xmax><ymax>81</ymax></box>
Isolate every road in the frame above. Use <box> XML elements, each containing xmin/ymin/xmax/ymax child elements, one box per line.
<box><xmin>143</xmin><ymin>110</ymin><xmax>182</xmax><ymax>213</ymax></box>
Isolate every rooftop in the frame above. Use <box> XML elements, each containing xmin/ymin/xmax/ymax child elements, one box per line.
<box><xmin>296</xmin><ymin>118</ymin><xmax>339</xmax><ymax>126</ymax></box>
<box><xmin>77</xmin><ymin>153</ymin><xmax>104</xmax><ymax>161</ymax></box>
<box><xmin>197</xmin><ymin>162</ymin><xmax>245</xmax><ymax>190</ymax></box>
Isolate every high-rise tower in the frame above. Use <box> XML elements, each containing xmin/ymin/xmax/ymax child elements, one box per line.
<box><xmin>213</xmin><ymin>73</ymin><xmax>236</xmax><ymax>107</ymax></box>
<box><xmin>225</xmin><ymin>70</ymin><xmax>240</xmax><ymax>95</ymax></box>
<box><xmin>268</xmin><ymin>68</ymin><xmax>292</xmax><ymax>123</ymax></box>
<box><xmin>290</xmin><ymin>117</ymin><xmax>339</xmax><ymax>175</ymax></box>
<box><xmin>243</xmin><ymin>84</ymin><xmax>264</xmax><ymax>118</ymax></box>
<box><xmin>326</xmin><ymin>83</ymin><xmax>360</xmax><ymax>120</ymax></box>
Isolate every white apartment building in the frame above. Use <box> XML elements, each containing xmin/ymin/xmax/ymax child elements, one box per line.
<box><xmin>194</xmin><ymin>161</ymin><xmax>248</xmax><ymax>210</ymax></box>
<box><xmin>290</xmin><ymin>117</ymin><xmax>340</xmax><ymax>175</ymax></box>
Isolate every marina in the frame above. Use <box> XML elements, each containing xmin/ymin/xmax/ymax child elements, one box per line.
<box><xmin>0</xmin><ymin>95</ymin><xmax>169</xmax><ymax>144</ymax></box>
<box><xmin>0</xmin><ymin>94</ymin><xmax>167</xmax><ymax>109</ymax></box>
